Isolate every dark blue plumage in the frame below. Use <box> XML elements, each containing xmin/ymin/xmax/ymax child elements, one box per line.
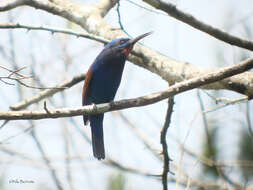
<box><xmin>82</xmin><ymin>32</ymin><xmax>152</xmax><ymax>160</ymax></box>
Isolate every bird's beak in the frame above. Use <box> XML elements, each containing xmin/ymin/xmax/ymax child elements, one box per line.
<box><xmin>122</xmin><ymin>32</ymin><xmax>152</xmax><ymax>56</ymax></box>
<box><xmin>126</xmin><ymin>31</ymin><xmax>153</xmax><ymax>46</ymax></box>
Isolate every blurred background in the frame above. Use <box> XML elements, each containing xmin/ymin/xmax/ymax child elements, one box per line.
<box><xmin>0</xmin><ymin>0</ymin><xmax>253</xmax><ymax>189</ymax></box>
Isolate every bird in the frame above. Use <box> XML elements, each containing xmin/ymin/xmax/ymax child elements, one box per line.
<box><xmin>82</xmin><ymin>32</ymin><xmax>152</xmax><ymax>160</ymax></box>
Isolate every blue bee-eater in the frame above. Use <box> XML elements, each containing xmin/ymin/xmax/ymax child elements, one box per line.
<box><xmin>82</xmin><ymin>32</ymin><xmax>152</xmax><ymax>159</ymax></box>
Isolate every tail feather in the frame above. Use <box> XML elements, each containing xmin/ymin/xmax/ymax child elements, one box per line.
<box><xmin>90</xmin><ymin>114</ymin><xmax>105</xmax><ymax>160</ymax></box>
<box><xmin>83</xmin><ymin>115</ymin><xmax>88</xmax><ymax>125</ymax></box>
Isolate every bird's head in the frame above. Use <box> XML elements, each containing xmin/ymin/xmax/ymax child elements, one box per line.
<box><xmin>104</xmin><ymin>32</ymin><xmax>152</xmax><ymax>57</ymax></box>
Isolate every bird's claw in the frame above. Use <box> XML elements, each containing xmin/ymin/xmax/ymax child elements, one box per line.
<box><xmin>92</xmin><ymin>103</ymin><xmax>98</xmax><ymax>112</ymax></box>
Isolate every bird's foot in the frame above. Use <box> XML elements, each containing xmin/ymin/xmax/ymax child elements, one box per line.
<box><xmin>92</xmin><ymin>103</ymin><xmax>98</xmax><ymax>113</ymax></box>
<box><xmin>108</xmin><ymin>100</ymin><xmax>115</xmax><ymax>107</ymax></box>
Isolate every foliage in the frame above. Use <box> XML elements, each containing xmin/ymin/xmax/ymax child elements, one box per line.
<box><xmin>107</xmin><ymin>173</ymin><xmax>126</xmax><ymax>190</ymax></box>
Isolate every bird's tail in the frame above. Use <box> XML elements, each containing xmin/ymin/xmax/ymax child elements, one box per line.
<box><xmin>89</xmin><ymin>114</ymin><xmax>105</xmax><ymax>160</ymax></box>
<box><xmin>83</xmin><ymin>115</ymin><xmax>88</xmax><ymax>125</ymax></box>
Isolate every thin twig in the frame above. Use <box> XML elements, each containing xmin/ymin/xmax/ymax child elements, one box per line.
<box><xmin>160</xmin><ymin>98</ymin><xmax>174</xmax><ymax>190</ymax></box>
<box><xmin>125</xmin><ymin>0</ymin><xmax>167</xmax><ymax>16</ymax></box>
<box><xmin>216</xmin><ymin>166</ymin><xmax>243</xmax><ymax>189</ymax></box>
<box><xmin>116</xmin><ymin>1</ymin><xmax>131</xmax><ymax>37</ymax></box>
<box><xmin>196</xmin><ymin>90</ymin><xmax>211</xmax><ymax>147</ymax></box>
<box><xmin>202</xmin><ymin>90</ymin><xmax>248</xmax><ymax>105</ymax></box>
<box><xmin>0</xmin><ymin>78</ymin><xmax>14</xmax><ymax>85</ymax></box>
<box><xmin>7</xmin><ymin>66</ymin><xmax>30</xmax><ymax>78</ymax></box>
<box><xmin>0</xmin><ymin>64</ymin><xmax>67</xmax><ymax>89</ymax></box>
<box><xmin>0</xmin><ymin>65</ymin><xmax>28</xmax><ymax>78</ymax></box>
<box><xmin>43</xmin><ymin>101</ymin><xmax>51</xmax><ymax>114</ymax></box>
<box><xmin>203</xmin><ymin>97</ymin><xmax>248</xmax><ymax>114</ymax></box>
<box><xmin>10</xmin><ymin>73</ymin><xmax>85</xmax><ymax>110</ymax></box>
<box><xmin>0</xmin><ymin>23</ymin><xmax>109</xmax><ymax>44</ymax></box>
<box><xmin>1</xmin><ymin>75</ymin><xmax>67</xmax><ymax>90</ymax></box>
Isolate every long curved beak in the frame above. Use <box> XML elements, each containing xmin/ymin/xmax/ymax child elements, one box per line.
<box><xmin>126</xmin><ymin>31</ymin><xmax>153</xmax><ymax>46</ymax></box>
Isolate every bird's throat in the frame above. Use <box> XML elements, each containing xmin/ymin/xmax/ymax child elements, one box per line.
<box><xmin>123</xmin><ymin>46</ymin><xmax>133</xmax><ymax>56</ymax></box>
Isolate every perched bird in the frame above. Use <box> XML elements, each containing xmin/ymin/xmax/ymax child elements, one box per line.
<box><xmin>82</xmin><ymin>32</ymin><xmax>152</xmax><ymax>160</ymax></box>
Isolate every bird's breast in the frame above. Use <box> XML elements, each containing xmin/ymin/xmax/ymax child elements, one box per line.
<box><xmin>89</xmin><ymin>58</ymin><xmax>126</xmax><ymax>103</ymax></box>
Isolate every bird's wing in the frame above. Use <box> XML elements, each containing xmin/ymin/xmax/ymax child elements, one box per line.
<box><xmin>82</xmin><ymin>68</ymin><xmax>93</xmax><ymax>106</ymax></box>
<box><xmin>82</xmin><ymin>69</ymin><xmax>93</xmax><ymax>125</ymax></box>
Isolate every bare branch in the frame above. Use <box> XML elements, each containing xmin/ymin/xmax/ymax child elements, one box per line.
<box><xmin>0</xmin><ymin>65</ymin><xmax>29</xmax><ymax>78</ymax></box>
<box><xmin>126</xmin><ymin>0</ymin><xmax>167</xmax><ymax>16</ymax></box>
<box><xmin>10</xmin><ymin>73</ymin><xmax>85</xmax><ymax>110</ymax></box>
<box><xmin>0</xmin><ymin>0</ymin><xmax>26</xmax><ymax>11</ymax></box>
<box><xmin>0</xmin><ymin>23</ymin><xmax>108</xmax><ymax>44</ymax></box>
<box><xmin>116</xmin><ymin>1</ymin><xmax>131</xmax><ymax>37</ymax></box>
<box><xmin>216</xmin><ymin>167</ymin><xmax>243</xmax><ymax>189</ymax></box>
<box><xmin>1</xmin><ymin>57</ymin><xmax>253</xmax><ymax>120</ymax></box>
<box><xmin>0</xmin><ymin>0</ymin><xmax>115</xmax><ymax>34</ymax></box>
<box><xmin>161</xmin><ymin>98</ymin><xmax>174</xmax><ymax>190</ymax></box>
<box><xmin>94</xmin><ymin>0</ymin><xmax>119</xmax><ymax>17</ymax></box>
<box><xmin>0</xmin><ymin>74</ymin><xmax>68</xmax><ymax>90</ymax></box>
<box><xmin>203</xmin><ymin>96</ymin><xmax>248</xmax><ymax>114</ymax></box>
<box><xmin>0</xmin><ymin>78</ymin><xmax>14</xmax><ymax>85</ymax></box>
<box><xmin>142</xmin><ymin>0</ymin><xmax>253</xmax><ymax>51</ymax></box>
<box><xmin>196</xmin><ymin>90</ymin><xmax>211</xmax><ymax>146</ymax></box>
<box><xmin>0</xmin><ymin>64</ymin><xmax>67</xmax><ymax>90</ymax></box>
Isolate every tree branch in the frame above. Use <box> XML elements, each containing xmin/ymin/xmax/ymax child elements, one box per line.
<box><xmin>0</xmin><ymin>0</ymin><xmax>115</xmax><ymax>34</ymax></box>
<box><xmin>1</xmin><ymin>57</ymin><xmax>253</xmax><ymax>120</ymax></box>
<box><xmin>142</xmin><ymin>0</ymin><xmax>253</xmax><ymax>51</ymax></box>
<box><xmin>161</xmin><ymin>98</ymin><xmax>174</xmax><ymax>190</ymax></box>
<box><xmin>10</xmin><ymin>73</ymin><xmax>85</xmax><ymax>110</ymax></box>
<box><xmin>0</xmin><ymin>23</ymin><xmax>108</xmax><ymax>44</ymax></box>
<box><xmin>0</xmin><ymin>0</ymin><xmax>25</xmax><ymax>11</ymax></box>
